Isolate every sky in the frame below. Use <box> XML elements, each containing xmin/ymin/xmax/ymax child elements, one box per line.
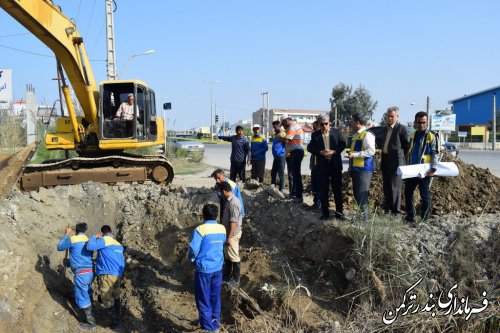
<box><xmin>1</xmin><ymin>0</ymin><xmax>500</xmax><ymax>130</ymax></box>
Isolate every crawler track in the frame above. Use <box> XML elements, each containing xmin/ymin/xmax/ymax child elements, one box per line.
<box><xmin>20</xmin><ymin>153</ymin><xmax>174</xmax><ymax>191</ymax></box>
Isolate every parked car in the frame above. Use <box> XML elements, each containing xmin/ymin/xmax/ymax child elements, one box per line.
<box><xmin>443</xmin><ymin>142</ymin><xmax>459</xmax><ymax>156</ymax></box>
<box><xmin>173</xmin><ymin>138</ymin><xmax>205</xmax><ymax>154</ymax></box>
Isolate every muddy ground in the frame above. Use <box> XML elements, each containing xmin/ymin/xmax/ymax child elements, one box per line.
<box><xmin>0</xmin><ymin>156</ymin><xmax>498</xmax><ymax>332</ymax></box>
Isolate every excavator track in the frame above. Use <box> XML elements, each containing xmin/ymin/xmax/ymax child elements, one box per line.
<box><xmin>20</xmin><ymin>154</ymin><xmax>174</xmax><ymax>191</ymax></box>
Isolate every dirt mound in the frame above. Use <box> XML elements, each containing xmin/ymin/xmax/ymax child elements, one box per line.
<box><xmin>252</xmin><ymin>154</ymin><xmax>500</xmax><ymax>217</ymax></box>
<box><xmin>0</xmin><ymin>179</ymin><xmax>497</xmax><ymax>332</ymax></box>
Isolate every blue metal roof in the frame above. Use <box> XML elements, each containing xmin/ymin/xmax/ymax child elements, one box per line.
<box><xmin>449</xmin><ymin>85</ymin><xmax>500</xmax><ymax>103</ymax></box>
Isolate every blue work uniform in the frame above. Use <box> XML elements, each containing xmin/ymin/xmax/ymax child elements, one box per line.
<box><xmin>189</xmin><ymin>220</ymin><xmax>226</xmax><ymax>332</ymax></box>
<box><xmin>87</xmin><ymin>234</ymin><xmax>125</xmax><ymax>277</ymax></box>
<box><xmin>57</xmin><ymin>233</ymin><xmax>94</xmax><ymax>309</ymax></box>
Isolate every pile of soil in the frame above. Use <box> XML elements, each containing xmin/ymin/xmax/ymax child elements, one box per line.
<box><xmin>251</xmin><ymin>154</ymin><xmax>500</xmax><ymax>217</ymax></box>
<box><xmin>0</xmin><ymin>177</ymin><xmax>497</xmax><ymax>332</ymax></box>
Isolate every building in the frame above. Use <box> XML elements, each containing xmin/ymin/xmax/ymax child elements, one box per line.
<box><xmin>449</xmin><ymin>85</ymin><xmax>500</xmax><ymax>126</ymax></box>
<box><xmin>252</xmin><ymin>108</ymin><xmax>329</xmax><ymax>135</ymax></box>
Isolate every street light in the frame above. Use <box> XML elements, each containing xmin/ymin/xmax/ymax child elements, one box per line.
<box><xmin>118</xmin><ymin>49</ymin><xmax>155</xmax><ymax>79</ymax></box>
<box><xmin>203</xmin><ymin>80</ymin><xmax>220</xmax><ymax>141</ymax></box>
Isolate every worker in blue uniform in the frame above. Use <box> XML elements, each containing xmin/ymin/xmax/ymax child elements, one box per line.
<box><xmin>57</xmin><ymin>222</ymin><xmax>96</xmax><ymax>328</ymax></box>
<box><xmin>87</xmin><ymin>225</ymin><xmax>125</xmax><ymax>328</ymax></box>
<box><xmin>189</xmin><ymin>204</ymin><xmax>227</xmax><ymax>333</ymax></box>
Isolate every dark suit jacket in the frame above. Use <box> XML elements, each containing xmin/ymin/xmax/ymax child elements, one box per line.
<box><xmin>307</xmin><ymin>128</ymin><xmax>347</xmax><ymax>172</ymax></box>
<box><xmin>380</xmin><ymin>123</ymin><xmax>410</xmax><ymax>173</ymax></box>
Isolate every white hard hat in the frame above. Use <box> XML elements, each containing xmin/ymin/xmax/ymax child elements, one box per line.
<box><xmin>279</xmin><ymin>114</ymin><xmax>289</xmax><ymax>121</ymax></box>
<box><xmin>252</xmin><ymin>124</ymin><xmax>261</xmax><ymax>129</ymax></box>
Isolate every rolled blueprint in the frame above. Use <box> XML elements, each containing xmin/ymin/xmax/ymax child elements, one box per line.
<box><xmin>397</xmin><ymin>162</ymin><xmax>459</xmax><ymax>179</ymax></box>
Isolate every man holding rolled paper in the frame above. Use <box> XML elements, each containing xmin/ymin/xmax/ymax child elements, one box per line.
<box><xmin>404</xmin><ymin>112</ymin><xmax>438</xmax><ymax>224</ymax></box>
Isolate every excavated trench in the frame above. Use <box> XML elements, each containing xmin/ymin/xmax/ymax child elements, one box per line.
<box><xmin>0</xmin><ymin>175</ymin><xmax>497</xmax><ymax>332</ymax></box>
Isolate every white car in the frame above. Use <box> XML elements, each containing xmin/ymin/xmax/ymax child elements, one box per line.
<box><xmin>173</xmin><ymin>138</ymin><xmax>205</xmax><ymax>154</ymax></box>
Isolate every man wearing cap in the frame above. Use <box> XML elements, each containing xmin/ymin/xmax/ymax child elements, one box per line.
<box><xmin>218</xmin><ymin>126</ymin><xmax>251</xmax><ymax>182</ymax></box>
<box><xmin>249</xmin><ymin>124</ymin><xmax>268</xmax><ymax>183</ymax></box>
<box><xmin>307</xmin><ymin>114</ymin><xmax>347</xmax><ymax>220</ymax></box>
<box><xmin>57</xmin><ymin>222</ymin><xmax>96</xmax><ymax>329</ymax></box>
<box><xmin>282</xmin><ymin>115</ymin><xmax>305</xmax><ymax>203</ymax></box>
<box><xmin>115</xmin><ymin>93</ymin><xmax>140</xmax><ymax>137</ymax></box>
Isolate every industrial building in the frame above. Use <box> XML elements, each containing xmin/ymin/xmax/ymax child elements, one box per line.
<box><xmin>449</xmin><ymin>85</ymin><xmax>500</xmax><ymax>126</ymax></box>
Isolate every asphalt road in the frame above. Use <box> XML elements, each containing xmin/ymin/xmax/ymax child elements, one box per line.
<box><xmin>203</xmin><ymin>143</ymin><xmax>500</xmax><ymax>177</ymax></box>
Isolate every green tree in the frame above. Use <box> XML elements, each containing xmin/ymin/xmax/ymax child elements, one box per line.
<box><xmin>330</xmin><ymin>83</ymin><xmax>378</xmax><ymax>128</ymax></box>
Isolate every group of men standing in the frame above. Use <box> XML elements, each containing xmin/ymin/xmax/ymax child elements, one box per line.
<box><xmin>218</xmin><ymin>107</ymin><xmax>437</xmax><ymax>222</ymax></box>
<box><xmin>57</xmin><ymin>223</ymin><xmax>125</xmax><ymax>330</ymax></box>
<box><xmin>307</xmin><ymin>107</ymin><xmax>438</xmax><ymax>222</ymax></box>
<box><xmin>218</xmin><ymin>115</ymin><xmax>306</xmax><ymax>203</ymax></box>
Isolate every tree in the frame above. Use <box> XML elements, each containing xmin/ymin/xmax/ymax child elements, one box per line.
<box><xmin>329</xmin><ymin>83</ymin><xmax>378</xmax><ymax>128</ymax></box>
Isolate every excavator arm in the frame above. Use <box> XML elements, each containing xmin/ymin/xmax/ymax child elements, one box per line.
<box><xmin>0</xmin><ymin>0</ymin><xmax>99</xmax><ymax>129</ymax></box>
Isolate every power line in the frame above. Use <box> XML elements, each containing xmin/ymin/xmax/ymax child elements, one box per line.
<box><xmin>0</xmin><ymin>33</ymin><xmax>30</xmax><ymax>38</ymax></box>
<box><xmin>84</xmin><ymin>0</ymin><xmax>98</xmax><ymax>38</ymax></box>
<box><xmin>89</xmin><ymin>21</ymin><xmax>105</xmax><ymax>57</ymax></box>
<box><xmin>0</xmin><ymin>43</ymin><xmax>53</xmax><ymax>58</ymax></box>
<box><xmin>0</xmin><ymin>43</ymin><xmax>106</xmax><ymax>62</ymax></box>
<box><xmin>75</xmin><ymin>0</ymin><xmax>83</xmax><ymax>26</ymax></box>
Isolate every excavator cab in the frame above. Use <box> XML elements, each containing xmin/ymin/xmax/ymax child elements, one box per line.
<box><xmin>100</xmin><ymin>80</ymin><xmax>158</xmax><ymax>141</ymax></box>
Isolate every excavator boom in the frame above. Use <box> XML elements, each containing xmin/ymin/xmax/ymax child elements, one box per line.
<box><xmin>1</xmin><ymin>0</ymin><xmax>174</xmax><ymax>190</ymax></box>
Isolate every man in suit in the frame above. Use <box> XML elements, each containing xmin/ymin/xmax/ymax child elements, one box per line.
<box><xmin>307</xmin><ymin>114</ymin><xmax>347</xmax><ymax>220</ymax></box>
<box><xmin>380</xmin><ymin>106</ymin><xmax>410</xmax><ymax>214</ymax></box>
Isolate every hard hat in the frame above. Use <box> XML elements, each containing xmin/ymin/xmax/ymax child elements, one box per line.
<box><xmin>252</xmin><ymin>124</ymin><xmax>261</xmax><ymax>129</ymax></box>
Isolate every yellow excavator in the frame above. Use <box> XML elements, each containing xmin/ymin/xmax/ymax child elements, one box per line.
<box><xmin>1</xmin><ymin>0</ymin><xmax>174</xmax><ymax>190</ymax></box>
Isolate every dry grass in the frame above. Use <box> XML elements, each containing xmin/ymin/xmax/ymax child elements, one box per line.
<box><xmin>0</xmin><ymin>111</ymin><xmax>26</xmax><ymax>153</ymax></box>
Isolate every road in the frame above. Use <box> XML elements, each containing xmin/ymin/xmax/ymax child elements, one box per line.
<box><xmin>203</xmin><ymin>144</ymin><xmax>500</xmax><ymax>177</ymax></box>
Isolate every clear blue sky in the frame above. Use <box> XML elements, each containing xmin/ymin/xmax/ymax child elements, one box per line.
<box><xmin>1</xmin><ymin>0</ymin><xmax>499</xmax><ymax>129</ymax></box>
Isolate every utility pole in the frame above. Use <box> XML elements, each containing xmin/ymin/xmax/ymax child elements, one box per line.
<box><xmin>105</xmin><ymin>0</ymin><xmax>117</xmax><ymax>80</ymax></box>
<box><xmin>203</xmin><ymin>80</ymin><xmax>219</xmax><ymax>141</ymax></box>
<box><xmin>426</xmin><ymin>96</ymin><xmax>430</xmax><ymax>115</ymax></box>
<box><xmin>493</xmin><ymin>93</ymin><xmax>497</xmax><ymax>151</ymax></box>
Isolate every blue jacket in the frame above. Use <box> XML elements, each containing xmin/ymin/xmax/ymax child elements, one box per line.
<box><xmin>188</xmin><ymin>220</ymin><xmax>226</xmax><ymax>273</ymax></box>
<box><xmin>272</xmin><ymin>131</ymin><xmax>286</xmax><ymax>158</ymax></box>
<box><xmin>87</xmin><ymin>234</ymin><xmax>125</xmax><ymax>276</ymax></box>
<box><xmin>57</xmin><ymin>233</ymin><xmax>93</xmax><ymax>274</ymax></box>
<box><xmin>218</xmin><ymin>135</ymin><xmax>250</xmax><ymax>162</ymax></box>
<box><xmin>250</xmin><ymin>134</ymin><xmax>268</xmax><ymax>161</ymax></box>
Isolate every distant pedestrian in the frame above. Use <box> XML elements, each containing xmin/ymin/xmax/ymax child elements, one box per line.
<box><xmin>249</xmin><ymin>124</ymin><xmax>268</xmax><ymax>183</ymax></box>
<box><xmin>308</xmin><ymin>120</ymin><xmax>321</xmax><ymax>209</ymax></box>
<box><xmin>405</xmin><ymin>112</ymin><xmax>438</xmax><ymax>223</ymax></box>
<box><xmin>270</xmin><ymin>120</ymin><xmax>286</xmax><ymax>191</ymax></box>
<box><xmin>307</xmin><ymin>114</ymin><xmax>346</xmax><ymax>220</ymax></box>
<box><xmin>346</xmin><ymin>114</ymin><xmax>376</xmax><ymax>218</ymax></box>
<box><xmin>380</xmin><ymin>106</ymin><xmax>410</xmax><ymax>215</ymax></box>
<box><xmin>211</xmin><ymin>168</ymin><xmax>245</xmax><ymax>220</ymax></box>
<box><xmin>57</xmin><ymin>222</ymin><xmax>96</xmax><ymax>329</ymax></box>
<box><xmin>189</xmin><ymin>203</ymin><xmax>226</xmax><ymax>333</ymax></box>
<box><xmin>87</xmin><ymin>225</ymin><xmax>125</xmax><ymax>328</ymax></box>
<box><xmin>217</xmin><ymin>126</ymin><xmax>250</xmax><ymax>182</ymax></box>
<box><xmin>218</xmin><ymin>181</ymin><xmax>243</xmax><ymax>287</ymax></box>
<box><xmin>282</xmin><ymin>116</ymin><xmax>305</xmax><ymax>203</ymax></box>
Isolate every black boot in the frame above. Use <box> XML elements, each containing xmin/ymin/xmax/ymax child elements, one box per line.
<box><xmin>222</xmin><ymin>259</ymin><xmax>233</xmax><ymax>282</ymax></box>
<box><xmin>80</xmin><ymin>306</ymin><xmax>96</xmax><ymax>330</ymax></box>
<box><xmin>232</xmin><ymin>262</ymin><xmax>241</xmax><ymax>284</ymax></box>
<box><xmin>227</xmin><ymin>262</ymin><xmax>240</xmax><ymax>287</ymax></box>
<box><xmin>109</xmin><ymin>298</ymin><xmax>120</xmax><ymax>328</ymax></box>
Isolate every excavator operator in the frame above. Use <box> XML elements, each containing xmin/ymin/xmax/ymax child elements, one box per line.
<box><xmin>115</xmin><ymin>93</ymin><xmax>141</xmax><ymax>137</ymax></box>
